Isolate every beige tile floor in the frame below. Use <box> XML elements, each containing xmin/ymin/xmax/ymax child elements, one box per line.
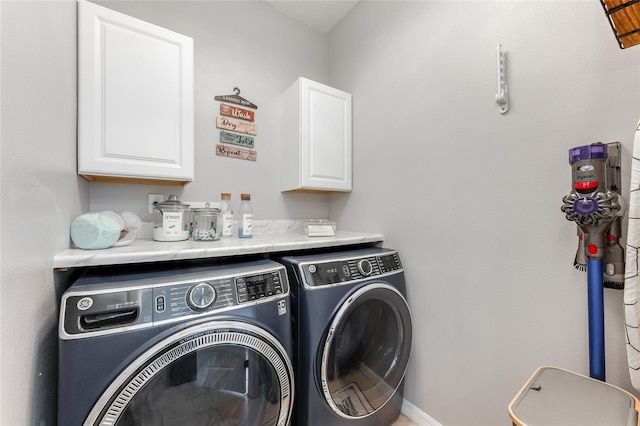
<box><xmin>391</xmin><ymin>414</ymin><xmax>418</xmax><ymax>426</ymax></box>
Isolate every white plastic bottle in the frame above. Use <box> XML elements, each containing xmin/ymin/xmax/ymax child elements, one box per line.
<box><xmin>238</xmin><ymin>193</ymin><xmax>253</xmax><ymax>238</ymax></box>
<box><xmin>220</xmin><ymin>193</ymin><xmax>234</xmax><ymax>237</ymax></box>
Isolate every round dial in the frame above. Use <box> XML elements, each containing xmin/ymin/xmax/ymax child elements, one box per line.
<box><xmin>357</xmin><ymin>259</ymin><xmax>373</xmax><ymax>276</ymax></box>
<box><xmin>187</xmin><ymin>282</ymin><xmax>216</xmax><ymax>310</ymax></box>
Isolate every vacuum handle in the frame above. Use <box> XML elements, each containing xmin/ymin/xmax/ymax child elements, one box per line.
<box><xmin>581</xmin><ymin>223</ymin><xmax>612</xmax><ymax>260</ymax></box>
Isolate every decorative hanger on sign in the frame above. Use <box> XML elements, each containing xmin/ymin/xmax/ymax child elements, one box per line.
<box><xmin>214</xmin><ymin>87</ymin><xmax>258</xmax><ymax>109</ymax></box>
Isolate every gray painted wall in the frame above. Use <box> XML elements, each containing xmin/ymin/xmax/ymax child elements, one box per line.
<box><xmin>328</xmin><ymin>1</ymin><xmax>640</xmax><ymax>424</ymax></box>
<box><xmin>1</xmin><ymin>1</ymin><xmax>84</xmax><ymax>425</ymax></box>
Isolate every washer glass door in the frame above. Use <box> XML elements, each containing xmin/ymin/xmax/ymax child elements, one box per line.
<box><xmin>321</xmin><ymin>283</ymin><xmax>412</xmax><ymax>419</ymax></box>
<box><xmin>86</xmin><ymin>321</ymin><xmax>293</xmax><ymax>426</ymax></box>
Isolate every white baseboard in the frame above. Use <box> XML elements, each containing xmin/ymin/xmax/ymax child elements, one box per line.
<box><xmin>401</xmin><ymin>398</ymin><xmax>442</xmax><ymax>426</ymax></box>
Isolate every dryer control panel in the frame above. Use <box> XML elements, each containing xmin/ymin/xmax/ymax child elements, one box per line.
<box><xmin>301</xmin><ymin>251</ymin><xmax>402</xmax><ymax>287</ymax></box>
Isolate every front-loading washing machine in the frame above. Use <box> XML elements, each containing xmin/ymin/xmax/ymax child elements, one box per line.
<box><xmin>277</xmin><ymin>247</ymin><xmax>412</xmax><ymax>426</ymax></box>
<box><xmin>58</xmin><ymin>258</ymin><xmax>294</xmax><ymax>426</ymax></box>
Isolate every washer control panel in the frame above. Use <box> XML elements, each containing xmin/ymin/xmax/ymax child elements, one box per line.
<box><xmin>301</xmin><ymin>250</ymin><xmax>402</xmax><ymax>287</ymax></box>
<box><xmin>60</xmin><ymin>261</ymin><xmax>289</xmax><ymax>339</ymax></box>
<box><xmin>152</xmin><ymin>270</ymin><xmax>287</xmax><ymax>320</ymax></box>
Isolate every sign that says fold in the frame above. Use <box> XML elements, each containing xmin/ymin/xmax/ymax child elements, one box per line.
<box><xmin>219</xmin><ymin>131</ymin><xmax>254</xmax><ymax>148</ymax></box>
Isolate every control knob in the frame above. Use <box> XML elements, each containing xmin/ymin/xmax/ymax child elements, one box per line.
<box><xmin>187</xmin><ymin>282</ymin><xmax>216</xmax><ymax>310</ymax></box>
<box><xmin>357</xmin><ymin>259</ymin><xmax>373</xmax><ymax>276</ymax></box>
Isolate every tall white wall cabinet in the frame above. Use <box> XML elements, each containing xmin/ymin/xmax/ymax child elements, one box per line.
<box><xmin>78</xmin><ymin>1</ymin><xmax>194</xmax><ymax>185</ymax></box>
<box><xmin>280</xmin><ymin>77</ymin><xmax>352</xmax><ymax>193</ymax></box>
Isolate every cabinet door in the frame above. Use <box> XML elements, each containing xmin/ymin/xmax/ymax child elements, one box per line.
<box><xmin>301</xmin><ymin>78</ymin><xmax>352</xmax><ymax>191</ymax></box>
<box><xmin>78</xmin><ymin>1</ymin><xmax>194</xmax><ymax>185</ymax></box>
<box><xmin>281</xmin><ymin>78</ymin><xmax>352</xmax><ymax>193</ymax></box>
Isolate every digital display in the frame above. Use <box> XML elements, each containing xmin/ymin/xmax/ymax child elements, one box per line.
<box><xmin>235</xmin><ymin>272</ymin><xmax>282</xmax><ymax>303</ymax></box>
<box><xmin>380</xmin><ymin>255</ymin><xmax>400</xmax><ymax>271</ymax></box>
<box><xmin>305</xmin><ymin>261</ymin><xmax>346</xmax><ymax>286</ymax></box>
<box><xmin>245</xmin><ymin>274</ymin><xmax>275</xmax><ymax>298</ymax></box>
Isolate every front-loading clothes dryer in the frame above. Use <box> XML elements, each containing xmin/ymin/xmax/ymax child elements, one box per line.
<box><xmin>58</xmin><ymin>259</ymin><xmax>294</xmax><ymax>426</ymax></box>
<box><xmin>277</xmin><ymin>247</ymin><xmax>412</xmax><ymax>426</ymax></box>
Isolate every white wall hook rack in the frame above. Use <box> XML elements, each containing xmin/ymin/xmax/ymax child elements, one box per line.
<box><xmin>495</xmin><ymin>44</ymin><xmax>509</xmax><ymax>114</ymax></box>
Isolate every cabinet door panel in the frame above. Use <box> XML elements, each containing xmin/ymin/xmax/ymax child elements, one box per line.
<box><xmin>102</xmin><ymin>22</ymin><xmax>181</xmax><ymax>162</ymax></box>
<box><xmin>78</xmin><ymin>1</ymin><xmax>193</xmax><ymax>183</ymax></box>
<box><xmin>307</xmin><ymin>89</ymin><xmax>349</xmax><ymax>183</ymax></box>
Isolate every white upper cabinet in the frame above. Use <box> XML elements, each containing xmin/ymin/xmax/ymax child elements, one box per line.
<box><xmin>78</xmin><ymin>1</ymin><xmax>194</xmax><ymax>185</ymax></box>
<box><xmin>281</xmin><ymin>77</ymin><xmax>352</xmax><ymax>193</ymax></box>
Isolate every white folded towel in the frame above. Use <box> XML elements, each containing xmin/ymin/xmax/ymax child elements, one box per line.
<box><xmin>625</xmin><ymin>120</ymin><xmax>640</xmax><ymax>388</ymax></box>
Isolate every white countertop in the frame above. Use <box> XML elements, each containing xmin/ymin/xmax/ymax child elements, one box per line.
<box><xmin>53</xmin><ymin>221</ymin><xmax>383</xmax><ymax>269</ymax></box>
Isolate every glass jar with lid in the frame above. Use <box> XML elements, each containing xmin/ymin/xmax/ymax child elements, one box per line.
<box><xmin>152</xmin><ymin>195</ymin><xmax>190</xmax><ymax>241</ymax></box>
<box><xmin>191</xmin><ymin>203</ymin><xmax>221</xmax><ymax>241</ymax></box>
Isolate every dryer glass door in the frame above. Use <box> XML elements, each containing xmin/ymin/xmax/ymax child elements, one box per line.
<box><xmin>320</xmin><ymin>283</ymin><xmax>412</xmax><ymax>419</ymax></box>
<box><xmin>85</xmin><ymin>321</ymin><xmax>293</xmax><ymax>426</ymax></box>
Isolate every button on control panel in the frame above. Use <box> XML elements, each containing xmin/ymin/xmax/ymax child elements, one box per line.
<box><xmin>357</xmin><ymin>259</ymin><xmax>373</xmax><ymax>276</ymax></box>
<box><xmin>187</xmin><ymin>282</ymin><xmax>216</xmax><ymax>310</ymax></box>
<box><xmin>155</xmin><ymin>295</ymin><xmax>166</xmax><ymax>313</ymax></box>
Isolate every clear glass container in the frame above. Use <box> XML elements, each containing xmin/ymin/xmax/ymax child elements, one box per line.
<box><xmin>300</xmin><ymin>219</ymin><xmax>336</xmax><ymax>237</ymax></box>
<box><xmin>191</xmin><ymin>203</ymin><xmax>221</xmax><ymax>241</ymax></box>
<box><xmin>220</xmin><ymin>193</ymin><xmax>234</xmax><ymax>237</ymax></box>
<box><xmin>238</xmin><ymin>193</ymin><xmax>253</xmax><ymax>238</ymax></box>
<box><xmin>152</xmin><ymin>195</ymin><xmax>190</xmax><ymax>241</ymax></box>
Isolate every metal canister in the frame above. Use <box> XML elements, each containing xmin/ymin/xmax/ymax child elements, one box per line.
<box><xmin>191</xmin><ymin>203</ymin><xmax>221</xmax><ymax>241</ymax></box>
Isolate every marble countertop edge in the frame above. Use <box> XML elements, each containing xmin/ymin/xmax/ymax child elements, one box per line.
<box><xmin>53</xmin><ymin>230</ymin><xmax>384</xmax><ymax>269</ymax></box>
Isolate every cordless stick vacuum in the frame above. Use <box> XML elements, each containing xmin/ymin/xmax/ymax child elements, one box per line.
<box><xmin>561</xmin><ymin>142</ymin><xmax>622</xmax><ymax>381</ymax></box>
<box><xmin>570</xmin><ymin>143</ymin><xmax>625</xmax><ymax>288</ymax></box>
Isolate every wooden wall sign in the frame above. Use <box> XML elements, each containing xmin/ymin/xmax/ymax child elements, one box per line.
<box><xmin>215</xmin><ymin>88</ymin><xmax>258</xmax><ymax>162</ymax></box>
<box><xmin>216</xmin><ymin>144</ymin><xmax>256</xmax><ymax>161</ymax></box>
<box><xmin>216</xmin><ymin>116</ymin><xmax>257</xmax><ymax>136</ymax></box>
<box><xmin>219</xmin><ymin>131</ymin><xmax>254</xmax><ymax>148</ymax></box>
<box><xmin>220</xmin><ymin>103</ymin><xmax>254</xmax><ymax>122</ymax></box>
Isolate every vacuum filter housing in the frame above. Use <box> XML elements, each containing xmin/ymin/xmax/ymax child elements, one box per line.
<box><xmin>569</xmin><ymin>143</ymin><xmax>608</xmax><ymax>198</ymax></box>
